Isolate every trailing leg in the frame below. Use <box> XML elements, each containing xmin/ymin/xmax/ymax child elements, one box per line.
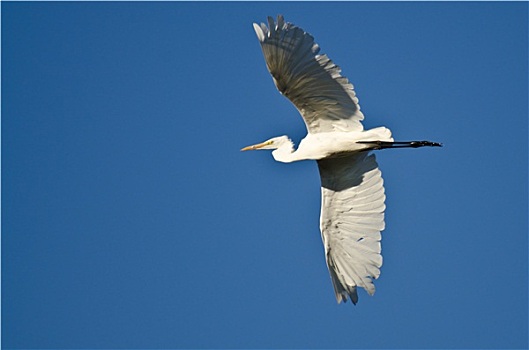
<box><xmin>357</xmin><ymin>140</ymin><xmax>442</xmax><ymax>150</ymax></box>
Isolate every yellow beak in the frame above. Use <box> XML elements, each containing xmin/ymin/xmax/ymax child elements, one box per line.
<box><xmin>241</xmin><ymin>141</ymin><xmax>269</xmax><ymax>151</ymax></box>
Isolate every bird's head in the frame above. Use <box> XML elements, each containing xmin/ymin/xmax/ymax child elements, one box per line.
<box><xmin>241</xmin><ymin>136</ymin><xmax>295</xmax><ymax>163</ymax></box>
<box><xmin>241</xmin><ymin>136</ymin><xmax>291</xmax><ymax>151</ymax></box>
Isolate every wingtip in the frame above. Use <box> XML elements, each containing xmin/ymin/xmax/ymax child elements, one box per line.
<box><xmin>335</xmin><ymin>289</ymin><xmax>358</xmax><ymax>305</ymax></box>
<box><xmin>267</xmin><ymin>16</ymin><xmax>275</xmax><ymax>34</ymax></box>
<box><xmin>350</xmin><ymin>289</ymin><xmax>359</xmax><ymax>305</ymax></box>
<box><xmin>253</xmin><ymin>23</ymin><xmax>265</xmax><ymax>41</ymax></box>
<box><xmin>254</xmin><ymin>15</ymin><xmax>289</xmax><ymax>42</ymax></box>
<box><xmin>276</xmin><ymin>14</ymin><xmax>285</xmax><ymax>29</ymax></box>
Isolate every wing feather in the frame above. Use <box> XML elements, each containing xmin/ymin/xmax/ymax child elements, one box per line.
<box><xmin>317</xmin><ymin>152</ymin><xmax>386</xmax><ymax>304</ymax></box>
<box><xmin>254</xmin><ymin>15</ymin><xmax>365</xmax><ymax>134</ymax></box>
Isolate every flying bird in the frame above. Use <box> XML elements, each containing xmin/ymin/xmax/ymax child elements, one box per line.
<box><xmin>242</xmin><ymin>15</ymin><xmax>441</xmax><ymax>305</ymax></box>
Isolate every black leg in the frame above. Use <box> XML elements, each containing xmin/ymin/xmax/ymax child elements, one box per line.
<box><xmin>357</xmin><ymin>140</ymin><xmax>443</xmax><ymax>150</ymax></box>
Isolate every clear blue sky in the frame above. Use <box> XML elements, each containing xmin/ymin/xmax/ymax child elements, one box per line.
<box><xmin>3</xmin><ymin>2</ymin><xmax>527</xmax><ymax>349</ymax></box>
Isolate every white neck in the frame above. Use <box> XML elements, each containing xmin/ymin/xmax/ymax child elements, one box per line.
<box><xmin>271</xmin><ymin>138</ymin><xmax>297</xmax><ymax>163</ymax></box>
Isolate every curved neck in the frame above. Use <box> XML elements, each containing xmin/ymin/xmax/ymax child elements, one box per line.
<box><xmin>272</xmin><ymin>140</ymin><xmax>297</xmax><ymax>163</ymax></box>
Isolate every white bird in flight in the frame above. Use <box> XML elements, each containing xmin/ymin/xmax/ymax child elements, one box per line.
<box><xmin>242</xmin><ymin>15</ymin><xmax>441</xmax><ymax>305</ymax></box>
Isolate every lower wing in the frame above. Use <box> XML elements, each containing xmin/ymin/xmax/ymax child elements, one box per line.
<box><xmin>317</xmin><ymin>152</ymin><xmax>386</xmax><ymax>304</ymax></box>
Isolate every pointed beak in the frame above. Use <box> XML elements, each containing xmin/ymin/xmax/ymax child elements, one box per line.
<box><xmin>241</xmin><ymin>141</ymin><xmax>268</xmax><ymax>151</ymax></box>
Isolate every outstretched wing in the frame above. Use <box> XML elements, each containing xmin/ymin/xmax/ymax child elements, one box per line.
<box><xmin>253</xmin><ymin>15</ymin><xmax>365</xmax><ymax>134</ymax></box>
<box><xmin>317</xmin><ymin>152</ymin><xmax>386</xmax><ymax>304</ymax></box>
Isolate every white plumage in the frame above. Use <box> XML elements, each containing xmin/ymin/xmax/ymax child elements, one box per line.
<box><xmin>318</xmin><ymin>153</ymin><xmax>384</xmax><ymax>303</ymax></box>
<box><xmin>242</xmin><ymin>15</ymin><xmax>441</xmax><ymax>305</ymax></box>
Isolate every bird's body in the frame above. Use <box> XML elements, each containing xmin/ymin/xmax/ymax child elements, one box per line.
<box><xmin>243</xmin><ymin>15</ymin><xmax>441</xmax><ymax>305</ymax></box>
<box><xmin>245</xmin><ymin>127</ymin><xmax>393</xmax><ymax>163</ymax></box>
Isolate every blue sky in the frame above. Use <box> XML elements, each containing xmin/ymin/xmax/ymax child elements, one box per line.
<box><xmin>2</xmin><ymin>2</ymin><xmax>527</xmax><ymax>349</ymax></box>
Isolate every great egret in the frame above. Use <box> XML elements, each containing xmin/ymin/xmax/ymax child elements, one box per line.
<box><xmin>242</xmin><ymin>15</ymin><xmax>441</xmax><ymax>305</ymax></box>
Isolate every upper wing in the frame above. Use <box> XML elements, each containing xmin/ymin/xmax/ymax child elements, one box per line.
<box><xmin>253</xmin><ymin>15</ymin><xmax>365</xmax><ymax>134</ymax></box>
<box><xmin>317</xmin><ymin>152</ymin><xmax>385</xmax><ymax>304</ymax></box>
